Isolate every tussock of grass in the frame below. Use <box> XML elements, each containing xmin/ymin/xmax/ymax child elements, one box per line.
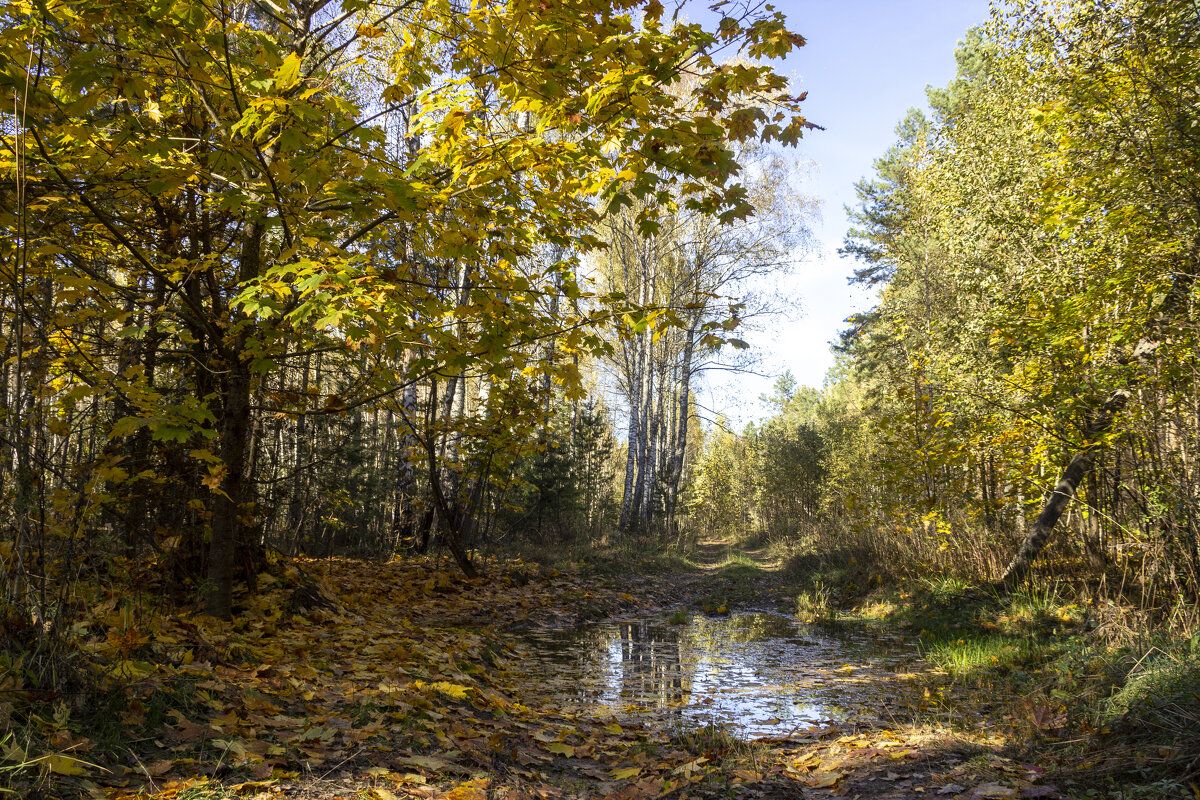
<box><xmin>795</xmin><ymin>581</ymin><xmax>835</xmax><ymax>623</ymax></box>
<box><xmin>920</xmin><ymin>634</ymin><xmax>1038</xmax><ymax>678</ymax></box>
<box><xmin>1100</xmin><ymin>640</ymin><xmax>1200</xmax><ymax>739</ymax></box>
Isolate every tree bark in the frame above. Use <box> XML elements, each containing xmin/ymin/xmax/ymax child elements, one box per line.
<box><xmin>662</xmin><ymin>326</ymin><xmax>696</xmax><ymax>536</ymax></box>
<box><xmin>618</xmin><ymin>339</ymin><xmax>641</xmax><ymax>533</ymax></box>
<box><xmin>205</xmin><ymin>220</ymin><xmax>264</xmax><ymax>619</ymax></box>
<box><xmin>390</xmin><ymin>372</ymin><xmax>420</xmax><ymax>549</ymax></box>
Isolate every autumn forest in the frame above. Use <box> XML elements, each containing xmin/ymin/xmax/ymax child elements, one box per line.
<box><xmin>2</xmin><ymin>0</ymin><xmax>1199</xmax><ymax>798</ymax></box>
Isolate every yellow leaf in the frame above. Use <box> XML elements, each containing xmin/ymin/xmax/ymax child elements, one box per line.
<box><xmin>372</xmin><ymin>790</ymin><xmax>400</xmax><ymax>800</ymax></box>
<box><xmin>112</xmin><ymin>660</ymin><xmax>156</xmax><ymax>679</ymax></box>
<box><xmin>445</xmin><ymin>778</ymin><xmax>490</xmax><ymax>800</ymax></box>
<box><xmin>45</xmin><ymin>754</ymin><xmax>89</xmax><ymax>776</ymax></box>
<box><xmin>274</xmin><ymin>52</ymin><xmax>303</xmax><ymax>90</ymax></box>
<box><xmin>611</xmin><ymin>766</ymin><xmax>641</xmax><ymax>780</ymax></box>
<box><xmin>428</xmin><ymin>681</ymin><xmax>471</xmax><ymax>700</ymax></box>
<box><xmin>545</xmin><ymin>742</ymin><xmax>574</xmax><ymax>757</ymax></box>
<box><xmin>804</xmin><ymin>771</ymin><xmax>843</xmax><ymax>788</ymax></box>
<box><xmin>603</xmin><ymin>723</ymin><xmax>623</xmax><ymax>735</ymax></box>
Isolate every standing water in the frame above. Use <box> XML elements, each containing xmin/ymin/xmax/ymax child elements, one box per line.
<box><xmin>511</xmin><ymin>610</ymin><xmax>916</xmax><ymax>739</ymax></box>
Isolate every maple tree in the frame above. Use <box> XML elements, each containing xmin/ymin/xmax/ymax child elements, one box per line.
<box><xmin>0</xmin><ymin>0</ymin><xmax>813</xmax><ymax>618</ymax></box>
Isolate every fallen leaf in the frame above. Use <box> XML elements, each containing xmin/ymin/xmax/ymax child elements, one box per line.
<box><xmin>398</xmin><ymin>754</ymin><xmax>458</xmax><ymax>773</ymax></box>
<box><xmin>939</xmin><ymin>784</ymin><xmax>966</xmax><ymax>795</ymax></box>
<box><xmin>971</xmin><ymin>783</ymin><xmax>1017</xmax><ymax>799</ymax></box>
<box><xmin>445</xmin><ymin>778</ymin><xmax>490</xmax><ymax>800</ymax></box>
<box><xmin>803</xmin><ymin>771</ymin><xmax>844</xmax><ymax>788</ymax></box>
<box><xmin>45</xmin><ymin>754</ymin><xmax>90</xmax><ymax>776</ymax></box>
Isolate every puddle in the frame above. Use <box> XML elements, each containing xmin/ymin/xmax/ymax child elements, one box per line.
<box><xmin>511</xmin><ymin>611</ymin><xmax>917</xmax><ymax>739</ymax></box>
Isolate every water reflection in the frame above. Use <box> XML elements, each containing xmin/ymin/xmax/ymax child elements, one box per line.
<box><xmin>515</xmin><ymin>611</ymin><xmax>912</xmax><ymax>738</ymax></box>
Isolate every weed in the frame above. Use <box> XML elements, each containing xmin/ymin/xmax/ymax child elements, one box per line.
<box><xmin>795</xmin><ymin>581</ymin><xmax>834</xmax><ymax>623</ymax></box>
<box><xmin>178</xmin><ymin>785</ymin><xmax>236</xmax><ymax>800</ymax></box>
<box><xmin>918</xmin><ymin>575</ymin><xmax>972</xmax><ymax>598</ymax></box>
<box><xmin>672</xmin><ymin>722</ymin><xmax>749</xmax><ymax>758</ymax></box>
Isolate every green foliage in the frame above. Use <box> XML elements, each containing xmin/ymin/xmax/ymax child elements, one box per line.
<box><xmin>499</xmin><ymin>398</ymin><xmax>618</xmax><ymax>544</ymax></box>
<box><xmin>685</xmin><ymin>421</ymin><xmax>754</xmax><ymax>540</ymax></box>
<box><xmin>788</xmin><ymin>0</ymin><xmax>1200</xmax><ymax>598</ymax></box>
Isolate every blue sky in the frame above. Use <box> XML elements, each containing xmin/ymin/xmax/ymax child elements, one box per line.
<box><xmin>705</xmin><ymin>0</ymin><xmax>992</xmax><ymax>423</ymax></box>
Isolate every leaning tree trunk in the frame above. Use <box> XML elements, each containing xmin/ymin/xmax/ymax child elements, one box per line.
<box><xmin>999</xmin><ymin>259</ymin><xmax>1195</xmax><ymax>587</ymax></box>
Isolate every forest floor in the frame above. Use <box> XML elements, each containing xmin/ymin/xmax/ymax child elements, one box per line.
<box><xmin>9</xmin><ymin>543</ymin><xmax>1190</xmax><ymax>800</ymax></box>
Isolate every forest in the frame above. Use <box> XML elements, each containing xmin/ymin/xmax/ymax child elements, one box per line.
<box><xmin>1</xmin><ymin>0</ymin><xmax>1198</xmax><ymax>798</ymax></box>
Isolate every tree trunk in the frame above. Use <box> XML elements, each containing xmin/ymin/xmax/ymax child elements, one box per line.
<box><xmin>205</xmin><ymin>220</ymin><xmax>264</xmax><ymax>618</ymax></box>
<box><xmin>391</xmin><ymin>372</ymin><xmax>420</xmax><ymax>549</ymax></box>
<box><xmin>619</xmin><ymin>340</ymin><xmax>641</xmax><ymax>533</ymax></box>
<box><xmin>663</xmin><ymin>327</ymin><xmax>695</xmax><ymax>535</ymax></box>
<box><xmin>285</xmin><ymin>352</ymin><xmax>311</xmax><ymax>549</ymax></box>
<box><xmin>420</xmin><ymin>379</ymin><xmax>477</xmax><ymax>578</ymax></box>
<box><xmin>630</xmin><ymin>333</ymin><xmax>651</xmax><ymax>527</ymax></box>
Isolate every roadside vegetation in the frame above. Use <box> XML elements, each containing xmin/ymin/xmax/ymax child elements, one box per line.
<box><xmin>2</xmin><ymin>0</ymin><xmax>1198</xmax><ymax>798</ymax></box>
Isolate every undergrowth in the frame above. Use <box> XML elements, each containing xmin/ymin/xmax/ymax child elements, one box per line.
<box><xmin>786</xmin><ymin>552</ymin><xmax>1200</xmax><ymax>798</ymax></box>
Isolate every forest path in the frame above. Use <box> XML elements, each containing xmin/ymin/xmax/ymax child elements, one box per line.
<box><xmin>679</xmin><ymin>535</ymin><xmax>792</xmax><ymax>612</ymax></box>
<box><xmin>691</xmin><ymin>535</ymin><xmax>785</xmax><ymax>572</ymax></box>
<box><xmin>69</xmin><ymin>557</ymin><xmax>1066</xmax><ymax>800</ymax></box>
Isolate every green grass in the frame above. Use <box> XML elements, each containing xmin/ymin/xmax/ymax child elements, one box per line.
<box><xmin>919</xmin><ymin>633</ymin><xmax>1039</xmax><ymax>678</ymax></box>
<box><xmin>795</xmin><ymin>580</ymin><xmax>834</xmax><ymax>623</ymax></box>
<box><xmin>493</xmin><ymin>537</ymin><xmax>701</xmax><ymax>578</ymax></box>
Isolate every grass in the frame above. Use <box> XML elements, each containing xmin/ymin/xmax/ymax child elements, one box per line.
<box><xmin>798</xmin><ymin>566</ymin><xmax>1200</xmax><ymax>798</ymax></box>
<box><xmin>694</xmin><ymin>552</ymin><xmax>786</xmax><ymax>613</ymax></box>
<box><xmin>498</xmin><ymin>536</ymin><xmax>701</xmax><ymax>578</ymax></box>
<box><xmin>795</xmin><ymin>580</ymin><xmax>835</xmax><ymax>623</ymax></box>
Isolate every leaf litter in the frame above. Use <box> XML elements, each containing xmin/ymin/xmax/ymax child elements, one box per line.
<box><xmin>18</xmin><ymin>556</ymin><xmax>1065</xmax><ymax>800</ymax></box>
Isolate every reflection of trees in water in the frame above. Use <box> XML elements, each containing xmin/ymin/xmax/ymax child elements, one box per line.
<box><xmin>526</xmin><ymin>622</ymin><xmax>697</xmax><ymax>717</ymax></box>
<box><xmin>519</xmin><ymin>612</ymin><xmax>913</xmax><ymax>737</ymax></box>
<box><xmin>610</xmin><ymin>621</ymin><xmax>694</xmax><ymax>713</ymax></box>
<box><xmin>690</xmin><ymin>613</ymin><xmax>795</xmax><ymax>648</ymax></box>
<box><xmin>593</xmin><ymin>614</ymin><xmax>797</xmax><ymax>716</ymax></box>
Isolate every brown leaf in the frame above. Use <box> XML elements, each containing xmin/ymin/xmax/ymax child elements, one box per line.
<box><xmin>803</xmin><ymin>771</ymin><xmax>844</xmax><ymax>788</ymax></box>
